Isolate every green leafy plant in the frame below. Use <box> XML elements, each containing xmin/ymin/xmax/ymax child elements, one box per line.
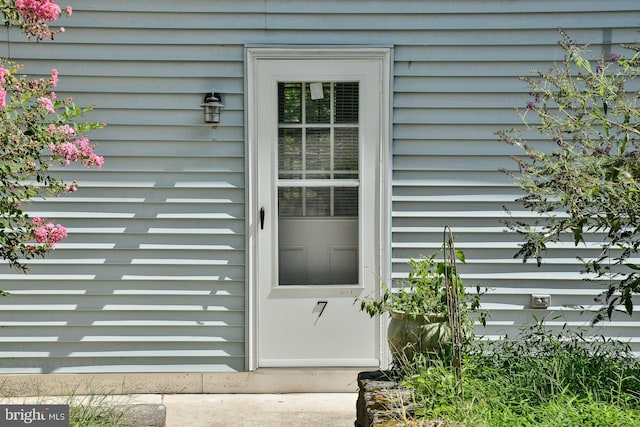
<box><xmin>401</xmin><ymin>320</ymin><xmax>640</xmax><ymax>426</ymax></box>
<box><xmin>497</xmin><ymin>29</ymin><xmax>640</xmax><ymax>321</ymax></box>
<box><xmin>356</xmin><ymin>249</ymin><xmax>482</xmax><ymax>321</ymax></box>
<box><xmin>356</xmin><ymin>248</ymin><xmax>485</xmax><ymax>366</ymax></box>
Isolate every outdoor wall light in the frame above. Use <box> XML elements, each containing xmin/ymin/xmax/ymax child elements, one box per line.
<box><xmin>201</xmin><ymin>92</ymin><xmax>224</xmax><ymax>124</ymax></box>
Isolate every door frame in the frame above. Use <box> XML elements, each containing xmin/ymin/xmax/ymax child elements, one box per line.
<box><xmin>245</xmin><ymin>46</ymin><xmax>392</xmax><ymax>371</ymax></box>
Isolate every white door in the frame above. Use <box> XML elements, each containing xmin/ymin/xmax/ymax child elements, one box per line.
<box><xmin>248</xmin><ymin>49</ymin><xmax>390</xmax><ymax>368</ymax></box>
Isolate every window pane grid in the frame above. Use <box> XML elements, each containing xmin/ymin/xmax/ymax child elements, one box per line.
<box><xmin>277</xmin><ymin>81</ymin><xmax>359</xmax><ymax>217</ymax></box>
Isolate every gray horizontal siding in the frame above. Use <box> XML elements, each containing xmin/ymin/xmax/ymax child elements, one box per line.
<box><xmin>387</xmin><ymin>1</ymin><xmax>638</xmax><ymax>357</ymax></box>
<box><xmin>0</xmin><ymin>0</ymin><xmax>638</xmax><ymax>373</ymax></box>
<box><xmin>1</xmin><ymin>1</ymin><xmax>247</xmax><ymax>373</ymax></box>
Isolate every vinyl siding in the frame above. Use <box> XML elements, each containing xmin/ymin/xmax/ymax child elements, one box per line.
<box><xmin>0</xmin><ymin>0</ymin><xmax>638</xmax><ymax>373</ymax></box>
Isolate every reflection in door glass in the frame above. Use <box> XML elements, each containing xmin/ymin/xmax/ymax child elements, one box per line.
<box><xmin>305</xmin><ymin>83</ymin><xmax>331</xmax><ymax>123</ymax></box>
<box><xmin>305</xmin><ymin>128</ymin><xmax>331</xmax><ymax>178</ymax></box>
<box><xmin>278</xmin><ymin>83</ymin><xmax>302</xmax><ymax>123</ymax></box>
<box><xmin>277</xmin><ymin>81</ymin><xmax>360</xmax><ymax>286</ymax></box>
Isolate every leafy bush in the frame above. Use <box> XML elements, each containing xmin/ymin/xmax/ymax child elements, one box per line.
<box><xmin>357</xmin><ymin>249</ymin><xmax>483</xmax><ymax>321</ymax></box>
<box><xmin>357</xmin><ymin>250</ymin><xmax>465</xmax><ymax>318</ymax></box>
<box><xmin>497</xmin><ymin>29</ymin><xmax>640</xmax><ymax>320</ymax></box>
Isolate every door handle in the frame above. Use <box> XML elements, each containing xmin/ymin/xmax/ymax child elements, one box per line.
<box><xmin>260</xmin><ymin>207</ymin><xmax>265</xmax><ymax>230</ymax></box>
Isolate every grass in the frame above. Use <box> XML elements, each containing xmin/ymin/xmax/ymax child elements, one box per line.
<box><xmin>68</xmin><ymin>394</ymin><xmax>131</xmax><ymax>427</ymax></box>
<box><xmin>0</xmin><ymin>381</ymin><xmax>135</xmax><ymax>427</ymax></box>
<box><xmin>399</xmin><ymin>321</ymin><xmax>640</xmax><ymax>426</ymax></box>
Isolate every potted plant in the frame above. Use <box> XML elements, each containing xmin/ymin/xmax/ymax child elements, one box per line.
<box><xmin>356</xmin><ymin>249</ymin><xmax>482</xmax><ymax>365</ymax></box>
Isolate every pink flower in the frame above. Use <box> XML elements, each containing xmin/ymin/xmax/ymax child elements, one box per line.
<box><xmin>37</xmin><ymin>96</ymin><xmax>55</xmax><ymax>114</ymax></box>
<box><xmin>0</xmin><ymin>87</ymin><xmax>6</xmax><ymax>108</ymax></box>
<box><xmin>50</xmin><ymin>68</ymin><xmax>58</xmax><ymax>87</ymax></box>
<box><xmin>93</xmin><ymin>155</ymin><xmax>105</xmax><ymax>168</ymax></box>
<box><xmin>47</xmin><ymin>123</ymin><xmax>75</xmax><ymax>136</ymax></box>
<box><xmin>0</xmin><ymin>67</ymin><xmax>7</xmax><ymax>84</ymax></box>
<box><xmin>34</xmin><ymin>221</ymin><xmax>67</xmax><ymax>248</ymax></box>
<box><xmin>48</xmin><ymin>141</ymin><xmax>74</xmax><ymax>165</ymax></box>
<box><xmin>64</xmin><ymin>181</ymin><xmax>78</xmax><ymax>193</ymax></box>
<box><xmin>73</xmin><ymin>137</ymin><xmax>104</xmax><ymax>168</ymax></box>
<box><xmin>16</xmin><ymin>0</ymin><xmax>62</xmax><ymax>22</ymax></box>
<box><xmin>49</xmin><ymin>224</ymin><xmax>67</xmax><ymax>245</ymax></box>
<box><xmin>49</xmin><ymin>136</ymin><xmax>104</xmax><ymax>169</ymax></box>
<box><xmin>24</xmin><ymin>245</ymin><xmax>36</xmax><ymax>254</ymax></box>
<box><xmin>31</xmin><ymin>216</ymin><xmax>42</xmax><ymax>226</ymax></box>
<box><xmin>64</xmin><ymin>5</ymin><xmax>71</xmax><ymax>16</ymax></box>
<box><xmin>60</xmin><ymin>124</ymin><xmax>75</xmax><ymax>136</ymax></box>
<box><xmin>12</xmin><ymin>0</ymin><xmax>67</xmax><ymax>39</ymax></box>
<box><xmin>34</xmin><ymin>226</ymin><xmax>47</xmax><ymax>243</ymax></box>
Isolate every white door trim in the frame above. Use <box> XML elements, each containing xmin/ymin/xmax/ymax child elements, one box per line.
<box><xmin>245</xmin><ymin>47</ymin><xmax>392</xmax><ymax>371</ymax></box>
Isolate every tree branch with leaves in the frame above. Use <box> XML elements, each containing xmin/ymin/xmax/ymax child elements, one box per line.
<box><xmin>498</xmin><ymin>29</ymin><xmax>640</xmax><ymax>322</ymax></box>
<box><xmin>1</xmin><ymin>0</ymin><xmax>104</xmax><ymax>275</ymax></box>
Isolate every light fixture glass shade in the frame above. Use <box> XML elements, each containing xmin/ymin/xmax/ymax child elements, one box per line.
<box><xmin>201</xmin><ymin>93</ymin><xmax>224</xmax><ymax>123</ymax></box>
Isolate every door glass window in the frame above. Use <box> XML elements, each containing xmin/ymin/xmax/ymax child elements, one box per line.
<box><xmin>277</xmin><ymin>82</ymin><xmax>359</xmax><ymax>285</ymax></box>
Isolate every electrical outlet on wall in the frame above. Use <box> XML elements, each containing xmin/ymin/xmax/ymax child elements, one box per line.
<box><xmin>531</xmin><ymin>294</ymin><xmax>551</xmax><ymax>309</ymax></box>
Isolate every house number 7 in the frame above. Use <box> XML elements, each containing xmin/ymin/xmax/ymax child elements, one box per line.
<box><xmin>316</xmin><ymin>301</ymin><xmax>328</xmax><ymax>318</ymax></box>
